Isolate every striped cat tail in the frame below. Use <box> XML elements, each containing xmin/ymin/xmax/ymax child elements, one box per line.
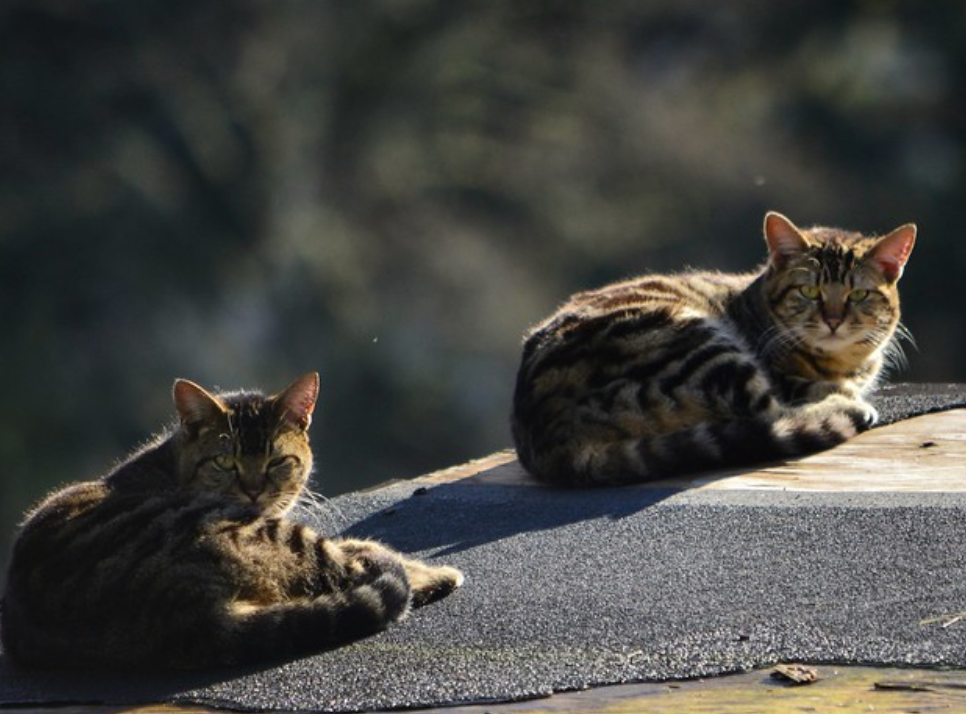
<box><xmin>642</xmin><ymin>395</ymin><xmax>874</xmax><ymax>482</ymax></box>
<box><xmin>220</xmin><ymin>547</ymin><xmax>412</xmax><ymax>667</ymax></box>
<box><xmin>520</xmin><ymin>394</ymin><xmax>875</xmax><ymax>486</ymax></box>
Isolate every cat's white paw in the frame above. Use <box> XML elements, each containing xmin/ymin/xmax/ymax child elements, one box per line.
<box><xmin>824</xmin><ymin>394</ymin><xmax>877</xmax><ymax>431</ymax></box>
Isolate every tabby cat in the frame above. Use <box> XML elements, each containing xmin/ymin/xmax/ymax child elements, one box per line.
<box><xmin>1</xmin><ymin>373</ymin><xmax>462</xmax><ymax>669</ymax></box>
<box><xmin>512</xmin><ymin>212</ymin><xmax>916</xmax><ymax>486</ymax></box>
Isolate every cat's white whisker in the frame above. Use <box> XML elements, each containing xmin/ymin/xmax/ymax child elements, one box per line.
<box><xmin>289</xmin><ymin>487</ymin><xmax>350</xmax><ymax>533</ymax></box>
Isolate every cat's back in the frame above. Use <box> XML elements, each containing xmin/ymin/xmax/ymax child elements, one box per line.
<box><xmin>17</xmin><ymin>479</ymin><xmax>110</xmax><ymax>534</ymax></box>
<box><xmin>4</xmin><ymin>438</ymin><xmax>183</xmax><ymax>594</ymax></box>
<box><xmin>1</xmin><ymin>479</ymin><xmax>111</xmax><ymax>663</ymax></box>
<box><xmin>1</xmin><ymin>470</ymin><xmax>247</xmax><ymax>668</ymax></box>
<box><xmin>520</xmin><ymin>269</ymin><xmax>754</xmax><ymax>365</ymax></box>
<box><xmin>567</xmin><ymin>269</ymin><xmax>751</xmax><ymax>311</ymax></box>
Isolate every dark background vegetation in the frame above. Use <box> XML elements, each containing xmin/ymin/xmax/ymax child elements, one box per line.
<box><xmin>2</xmin><ymin>1</ymin><xmax>965</xmax><ymax>580</ymax></box>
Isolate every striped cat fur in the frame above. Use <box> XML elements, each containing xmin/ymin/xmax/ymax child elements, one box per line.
<box><xmin>512</xmin><ymin>212</ymin><xmax>917</xmax><ymax>486</ymax></box>
<box><xmin>1</xmin><ymin>373</ymin><xmax>462</xmax><ymax>670</ymax></box>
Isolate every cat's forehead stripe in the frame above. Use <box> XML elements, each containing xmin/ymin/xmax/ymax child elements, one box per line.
<box><xmin>816</xmin><ymin>245</ymin><xmax>855</xmax><ymax>283</ymax></box>
<box><xmin>223</xmin><ymin>394</ymin><xmax>274</xmax><ymax>455</ymax></box>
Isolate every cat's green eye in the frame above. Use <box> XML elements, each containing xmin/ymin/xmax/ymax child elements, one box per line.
<box><xmin>213</xmin><ymin>454</ymin><xmax>236</xmax><ymax>471</ymax></box>
<box><xmin>799</xmin><ymin>285</ymin><xmax>821</xmax><ymax>300</ymax></box>
<box><xmin>848</xmin><ymin>289</ymin><xmax>869</xmax><ymax>303</ymax></box>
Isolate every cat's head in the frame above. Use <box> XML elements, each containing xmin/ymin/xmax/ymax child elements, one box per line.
<box><xmin>171</xmin><ymin>373</ymin><xmax>319</xmax><ymax>517</ymax></box>
<box><xmin>761</xmin><ymin>211</ymin><xmax>916</xmax><ymax>358</ymax></box>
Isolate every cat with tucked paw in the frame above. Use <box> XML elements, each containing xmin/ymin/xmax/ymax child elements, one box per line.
<box><xmin>512</xmin><ymin>212</ymin><xmax>916</xmax><ymax>485</ymax></box>
<box><xmin>1</xmin><ymin>373</ymin><xmax>462</xmax><ymax>670</ymax></box>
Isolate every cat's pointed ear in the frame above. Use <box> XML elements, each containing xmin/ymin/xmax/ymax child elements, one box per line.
<box><xmin>274</xmin><ymin>372</ymin><xmax>319</xmax><ymax>431</ymax></box>
<box><xmin>173</xmin><ymin>379</ymin><xmax>228</xmax><ymax>433</ymax></box>
<box><xmin>867</xmin><ymin>223</ymin><xmax>916</xmax><ymax>282</ymax></box>
<box><xmin>764</xmin><ymin>212</ymin><xmax>810</xmax><ymax>267</ymax></box>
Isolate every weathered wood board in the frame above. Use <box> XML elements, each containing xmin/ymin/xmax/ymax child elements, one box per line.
<box><xmin>417</xmin><ymin>409</ymin><xmax>966</xmax><ymax>492</ymax></box>
<box><xmin>7</xmin><ymin>666</ymin><xmax>966</xmax><ymax>714</ymax></box>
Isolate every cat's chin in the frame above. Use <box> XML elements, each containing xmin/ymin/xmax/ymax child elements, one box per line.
<box><xmin>810</xmin><ymin>331</ymin><xmax>862</xmax><ymax>353</ymax></box>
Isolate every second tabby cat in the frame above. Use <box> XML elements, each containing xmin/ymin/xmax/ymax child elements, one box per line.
<box><xmin>1</xmin><ymin>373</ymin><xmax>463</xmax><ymax>670</ymax></box>
<box><xmin>512</xmin><ymin>212</ymin><xmax>916</xmax><ymax>486</ymax></box>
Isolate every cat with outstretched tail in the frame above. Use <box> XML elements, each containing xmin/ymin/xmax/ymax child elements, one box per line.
<box><xmin>2</xmin><ymin>373</ymin><xmax>462</xmax><ymax>669</ymax></box>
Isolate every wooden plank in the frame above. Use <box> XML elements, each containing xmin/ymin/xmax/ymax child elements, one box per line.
<box><xmin>697</xmin><ymin>409</ymin><xmax>966</xmax><ymax>492</ymax></box>
<box><xmin>413</xmin><ymin>409</ymin><xmax>966</xmax><ymax>492</ymax></box>
<box><xmin>9</xmin><ymin>666</ymin><xmax>966</xmax><ymax>714</ymax></box>
<box><xmin>414</xmin><ymin>666</ymin><xmax>966</xmax><ymax>714</ymax></box>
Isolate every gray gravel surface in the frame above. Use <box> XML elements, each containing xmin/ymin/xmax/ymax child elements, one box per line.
<box><xmin>1</xmin><ymin>383</ymin><xmax>964</xmax><ymax>712</ymax></box>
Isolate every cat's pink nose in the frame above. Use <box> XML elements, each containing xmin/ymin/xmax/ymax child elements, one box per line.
<box><xmin>825</xmin><ymin>316</ymin><xmax>843</xmax><ymax>332</ymax></box>
<box><xmin>239</xmin><ymin>484</ymin><xmax>263</xmax><ymax>502</ymax></box>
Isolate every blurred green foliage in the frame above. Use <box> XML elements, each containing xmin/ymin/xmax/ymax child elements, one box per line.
<box><xmin>2</xmin><ymin>0</ymin><xmax>965</xmax><ymax>578</ymax></box>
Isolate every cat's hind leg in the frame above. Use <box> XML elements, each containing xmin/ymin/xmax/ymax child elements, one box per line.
<box><xmin>200</xmin><ymin>545</ymin><xmax>411</xmax><ymax>668</ymax></box>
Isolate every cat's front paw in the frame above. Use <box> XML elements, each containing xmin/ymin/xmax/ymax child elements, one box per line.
<box><xmin>404</xmin><ymin>560</ymin><xmax>464</xmax><ymax>608</ymax></box>
<box><xmin>856</xmin><ymin>400</ymin><xmax>879</xmax><ymax>428</ymax></box>
<box><xmin>824</xmin><ymin>394</ymin><xmax>878</xmax><ymax>431</ymax></box>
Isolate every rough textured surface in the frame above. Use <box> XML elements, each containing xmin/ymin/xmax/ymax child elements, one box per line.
<box><xmin>0</xmin><ymin>383</ymin><xmax>965</xmax><ymax>712</ymax></box>
<box><xmin>873</xmin><ymin>382</ymin><xmax>966</xmax><ymax>426</ymax></box>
